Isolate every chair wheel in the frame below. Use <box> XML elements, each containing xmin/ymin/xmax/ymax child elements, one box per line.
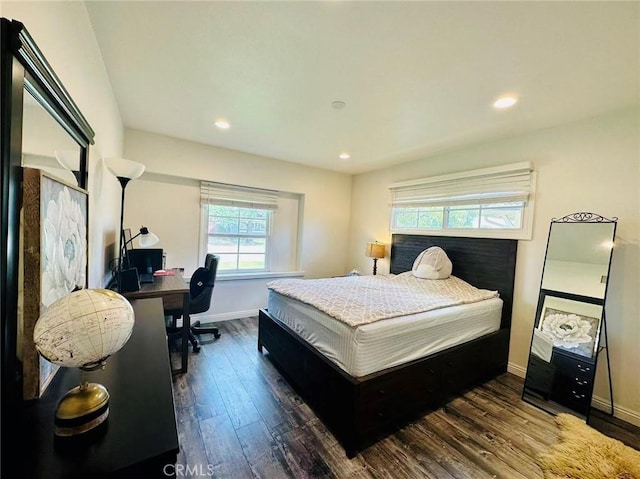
<box><xmin>214</xmin><ymin>332</ymin><xmax>221</xmax><ymax>339</ymax></box>
<box><xmin>192</xmin><ymin>344</ymin><xmax>201</xmax><ymax>353</ymax></box>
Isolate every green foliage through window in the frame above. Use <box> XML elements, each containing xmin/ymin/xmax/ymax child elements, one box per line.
<box><xmin>392</xmin><ymin>202</ymin><xmax>524</xmax><ymax>232</ymax></box>
<box><xmin>206</xmin><ymin>205</ymin><xmax>270</xmax><ymax>272</ymax></box>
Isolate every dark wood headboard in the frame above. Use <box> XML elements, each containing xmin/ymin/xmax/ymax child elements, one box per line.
<box><xmin>390</xmin><ymin>234</ymin><xmax>518</xmax><ymax>328</ymax></box>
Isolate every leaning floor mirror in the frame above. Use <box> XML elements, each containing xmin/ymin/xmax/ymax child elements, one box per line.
<box><xmin>522</xmin><ymin>212</ymin><xmax>617</xmax><ymax>420</ymax></box>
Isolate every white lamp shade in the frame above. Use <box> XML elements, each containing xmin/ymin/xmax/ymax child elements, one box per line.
<box><xmin>104</xmin><ymin>157</ymin><xmax>145</xmax><ymax>180</ymax></box>
<box><xmin>139</xmin><ymin>230</ymin><xmax>160</xmax><ymax>247</ymax></box>
<box><xmin>54</xmin><ymin>149</ymin><xmax>80</xmax><ymax>171</ymax></box>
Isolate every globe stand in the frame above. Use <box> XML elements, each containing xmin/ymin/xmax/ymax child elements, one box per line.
<box><xmin>54</xmin><ymin>371</ymin><xmax>110</xmax><ymax>437</ymax></box>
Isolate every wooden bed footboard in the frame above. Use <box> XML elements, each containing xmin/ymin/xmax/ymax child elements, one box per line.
<box><xmin>258</xmin><ymin>308</ymin><xmax>510</xmax><ymax>458</ymax></box>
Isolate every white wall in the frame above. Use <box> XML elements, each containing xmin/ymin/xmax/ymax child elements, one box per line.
<box><xmin>123</xmin><ymin>128</ymin><xmax>351</xmax><ymax>319</ymax></box>
<box><xmin>542</xmin><ymin>261</ymin><xmax>608</xmax><ymax>299</ymax></box>
<box><xmin>349</xmin><ymin>108</ymin><xmax>640</xmax><ymax>424</ymax></box>
<box><xmin>4</xmin><ymin>1</ymin><xmax>124</xmax><ymax>286</ymax></box>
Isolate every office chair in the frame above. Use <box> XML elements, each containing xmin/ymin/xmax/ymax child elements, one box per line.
<box><xmin>166</xmin><ymin>254</ymin><xmax>221</xmax><ymax>353</ymax></box>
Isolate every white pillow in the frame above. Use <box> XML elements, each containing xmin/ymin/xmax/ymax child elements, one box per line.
<box><xmin>414</xmin><ymin>263</ymin><xmax>440</xmax><ymax>279</ymax></box>
<box><xmin>411</xmin><ymin>246</ymin><xmax>452</xmax><ymax>280</ymax></box>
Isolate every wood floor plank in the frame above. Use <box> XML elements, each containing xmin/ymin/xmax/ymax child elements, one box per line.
<box><xmin>459</xmin><ymin>390</ymin><xmax>556</xmax><ymax>455</ymax></box>
<box><xmin>199</xmin><ymin>335</ymin><xmax>241</xmax><ymax>383</ymax></box>
<box><xmin>200</xmin><ymin>414</ymin><xmax>254</xmax><ymax>479</ymax></box>
<box><xmin>275</xmin><ymin>425</ymin><xmax>337</xmax><ymax>479</ymax></box>
<box><xmin>238</xmin><ymin>367</ymin><xmax>301</xmax><ymax>433</ymax></box>
<box><xmin>236</xmin><ymin>420</ymin><xmax>294</xmax><ymax>478</ymax></box>
<box><xmin>404</xmin><ymin>420</ymin><xmax>496</xmax><ymax>479</ymax></box>
<box><xmin>462</xmin><ymin>389</ymin><xmax>553</xmax><ymax>444</ymax></box>
<box><xmin>300</xmin><ymin>431</ymin><xmax>373</xmax><ymax>479</ymax></box>
<box><xmin>186</xmin><ymin>348</ymin><xmax>227</xmax><ymax>420</ymax></box>
<box><xmin>215</xmin><ymin>377</ymin><xmax>263</xmax><ymax>429</ymax></box>
<box><xmin>360</xmin><ymin>437</ymin><xmax>429</xmax><ymax>479</ymax></box>
<box><xmin>174</xmin><ymin>406</ymin><xmax>210</xmax><ymax>476</ymax></box>
<box><xmin>472</xmin><ymin>383</ymin><xmax>559</xmax><ymax>442</ymax></box>
<box><xmin>172</xmin><ymin>371</ymin><xmax>194</xmax><ymax>409</ymax></box>
<box><xmin>442</xmin><ymin>398</ymin><xmax>543</xmax><ymax>478</ymax></box>
<box><xmin>224</xmin><ymin>318</ymin><xmax>263</xmax><ymax>365</ymax></box>
<box><xmin>426</xmin><ymin>409</ymin><xmax>532</xmax><ymax>479</ymax></box>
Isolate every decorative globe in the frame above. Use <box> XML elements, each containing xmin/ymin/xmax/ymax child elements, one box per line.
<box><xmin>34</xmin><ymin>288</ymin><xmax>135</xmax><ymax>370</ymax></box>
<box><xmin>33</xmin><ymin>288</ymin><xmax>135</xmax><ymax>436</ymax></box>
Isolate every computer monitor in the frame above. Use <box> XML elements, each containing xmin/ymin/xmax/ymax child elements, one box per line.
<box><xmin>128</xmin><ymin>248</ymin><xmax>163</xmax><ymax>276</ymax></box>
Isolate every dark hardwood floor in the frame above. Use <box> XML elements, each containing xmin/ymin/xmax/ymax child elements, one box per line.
<box><xmin>171</xmin><ymin>317</ymin><xmax>638</xmax><ymax>478</ymax></box>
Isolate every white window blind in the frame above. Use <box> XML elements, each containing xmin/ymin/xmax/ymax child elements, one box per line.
<box><xmin>200</xmin><ymin>181</ymin><xmax>279</xmax><ymax>210</ymax></box>
<box><xmin>389</xmin><ymin>162</ymin><xmax>533</xmax><ymax>208</ymax></box>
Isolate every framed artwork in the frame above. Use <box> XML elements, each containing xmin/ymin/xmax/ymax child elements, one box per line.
<box><xmin>537</xmin><ymin>293</ymin><xmax>602</xmax><ymax>359</ymax></box>
<box><xmin>21</xmin><ymin>168</ymin><xmax>88</xmax><ymax>399</ymax></box>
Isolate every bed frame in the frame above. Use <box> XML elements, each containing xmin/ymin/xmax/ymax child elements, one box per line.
<box><xmin>258</xmin><ymin>234</ymin><xmax>517</xmax><ymax>457</ymax></box>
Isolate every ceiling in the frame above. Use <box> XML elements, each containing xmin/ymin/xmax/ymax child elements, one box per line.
<box><xmin>85</xmin><ymin>1</ymin><xmax>639</xmax><ymax>175</ymax></box>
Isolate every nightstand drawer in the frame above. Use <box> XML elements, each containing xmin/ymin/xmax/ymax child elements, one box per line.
<box><xmin>552</xmin><ymin>352</ymin><xmax>595</xmax><ymax>381</ymax></box>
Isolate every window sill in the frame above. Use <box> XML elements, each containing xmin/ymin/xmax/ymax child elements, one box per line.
<box><xmin>215</xmin><ymin>271</ymin><xmax>305</xmax><ymax>282</ymax></box>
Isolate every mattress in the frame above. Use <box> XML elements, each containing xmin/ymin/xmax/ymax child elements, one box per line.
<box><xmin>267</xmin><ymin>290</ymin><xmax>503</xmax><ymax>378</ymax></box>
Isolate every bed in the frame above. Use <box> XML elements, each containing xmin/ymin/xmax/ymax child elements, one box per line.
<box><xmin>258</xmin><ymin>234</ymin><xmax>518</xmax><ymax>457</ymax></box>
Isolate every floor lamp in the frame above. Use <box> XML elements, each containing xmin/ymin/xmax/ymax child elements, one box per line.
<box><xmin>105</xmin><ymin>158</ymin><xmax>146</xmax><ymax>292</ymax></box>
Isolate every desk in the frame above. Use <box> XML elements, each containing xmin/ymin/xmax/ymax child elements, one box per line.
<box><xmin>123</xmin><ymin>273</ymin><xmax>190</xmax><ymax>374</ymax></box>
<box><xmin>21</xmin><ymin>298</ymin><xmax>179</xmax><ymax>478</ymax></box>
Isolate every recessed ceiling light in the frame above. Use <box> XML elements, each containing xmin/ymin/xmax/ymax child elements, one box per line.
<box><xmin>493</xmin><ymin>95</ymin><xmax>518</xmax><ymax>110</ymax></box>
<box><xmin>214</xmin><ymin>119</ymin><xmax>230</xmax><ymax>129</ymax></box>
<box><xmin>332</xmin><ymin>101</ymin><xmax>346</xmax><ymax>110</ymax></box>
<box><xmin>339</xmin><ymin>152</ymin><xmax>351</xmax><ymax>160</ymax></box>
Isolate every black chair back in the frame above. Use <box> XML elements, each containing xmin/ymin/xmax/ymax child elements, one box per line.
<box><xmin>189</xmin><ymin>254</ymin><xmax>219</xmax><ymax>315</ymax></box>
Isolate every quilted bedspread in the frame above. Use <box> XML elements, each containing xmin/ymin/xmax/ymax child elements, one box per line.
<box><xmin>267</xmin><ymin>273</ymin><xmax>498</xmax><ymax>327</ymax></box>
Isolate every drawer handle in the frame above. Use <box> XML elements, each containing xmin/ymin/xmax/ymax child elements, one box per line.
<box><xmin>572</xmin><ymin>390</ymin><xmax>586</xmax><ymax>399</ymax></box>
<box><xmin>577</xmin><ymin>365</ymin><xmax>591</xmax><ymax>372</ymax></box>
<box><xmin>575</xmin><ymin>378</ymin><xmax>588</xmax><ymax>386</ymax></box>
<box><xmin>377</xmin><ymin>412</ymin><xmax>385</xmax><ymax>418</ymax></box>
<box><xmin>377</xmin><ymin>389</ymin><xmax>386</xmax><ymax>396</ymax></box>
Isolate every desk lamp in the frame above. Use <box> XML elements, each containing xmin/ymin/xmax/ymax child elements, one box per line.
<box><xmin>121</xmin><ymin>226</ymin><xmax>160</xmax><ymax>270</ymax></box>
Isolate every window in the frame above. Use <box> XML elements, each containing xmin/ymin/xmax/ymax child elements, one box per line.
<box><xmin>200</xmin><ymin>182</ymin><xmax>301</xmax><ymax>275</ymax></box>
<box><xmin>389</xmin><ymin>162</ymin><xmax>535</xmax><ymax>239</ymax></box>
<box><xmin>205</xmin><ymin>205</ymin><xmax>270</xmax><ymax>272</ymax></box>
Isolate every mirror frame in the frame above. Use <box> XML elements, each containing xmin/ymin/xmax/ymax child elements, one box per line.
<box><xmin>523</xmin><ymin>211</ymin><xmax>617</xmax><ymax>419</ymax></box>
<box><xmin>1</xmin><ymin>18</ymin><xmax>95</xmax><ymax>470</ymax></box>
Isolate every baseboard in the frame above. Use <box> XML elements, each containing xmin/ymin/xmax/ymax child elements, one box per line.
<box><xmin>191</xmin><ymin>309</ymin><xmax>258</xmax><ymax>323</ymax></box>
<box><xmin>591</xmin><ymin>395</ymin><xmax>640</xmax><ymax>427</ymax></box>
<box><xmin>507</xmin><ymin>361</ymin><xmax>526</xmax><ymax>378</ymax></box>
